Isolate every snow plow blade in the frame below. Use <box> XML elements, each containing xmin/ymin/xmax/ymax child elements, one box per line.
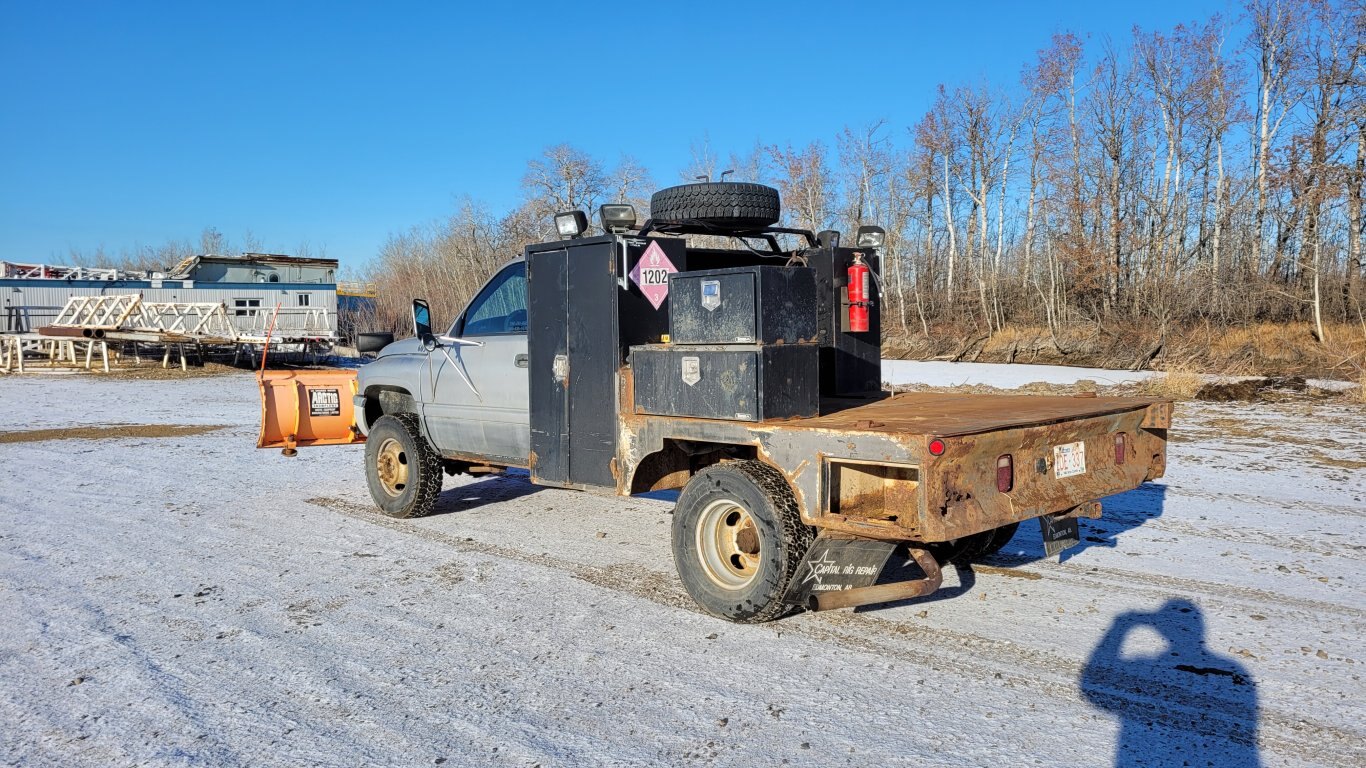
<box><xmin>257</xmin><ymin>369</ymin><xmax>365</xmax><ymax>454</ymax></box>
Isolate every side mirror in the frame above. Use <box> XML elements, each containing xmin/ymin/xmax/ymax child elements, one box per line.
<box><xmin>412</xmin><ymin>299</ymin><xmax>437</xmax><ymax>350</ymax></box>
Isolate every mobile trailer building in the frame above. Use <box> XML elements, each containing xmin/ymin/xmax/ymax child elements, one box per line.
<box><xmin>1</xmin><ymin>254</ymin><xmax>339</xmax><ymax>343</ymax></box>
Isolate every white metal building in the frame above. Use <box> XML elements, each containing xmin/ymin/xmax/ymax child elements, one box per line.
<box><xmin>2</xmin><ymin>254</ymin><xmax>338</xmax><ymax>339</ymax></box>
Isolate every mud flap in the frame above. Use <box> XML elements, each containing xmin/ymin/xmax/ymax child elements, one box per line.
<box><xmin>782</xmin><ymin>538</ymin><xmax>897</xmax><ymax>606</ymax></box>
<box><xmin>1040</xmin><ymin>514</ymin><xmax>1081</xmax><ymax>558</ymax></box>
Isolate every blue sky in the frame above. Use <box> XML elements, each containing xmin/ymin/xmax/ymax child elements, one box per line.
<box><xmin>1</xmin><ymin>0</ymin><xmax>1238</xmax><ymax>268</ymax></box>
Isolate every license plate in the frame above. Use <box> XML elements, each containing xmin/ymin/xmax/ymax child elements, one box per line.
<box><xmin>1053</xmin><ymin>441</ymin><xmax>1087</xmax><ymax>478</ymax></box>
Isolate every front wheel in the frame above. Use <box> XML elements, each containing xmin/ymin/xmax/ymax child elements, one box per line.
<box><xmin>671</xmin><ymin>461</ymin><xmax>813</xmax><ymax>623</ymax></box>
<box><xmin>364</xmin><ymin>413</ymin><xmax>443</xmax><ymax>518</ymax></box>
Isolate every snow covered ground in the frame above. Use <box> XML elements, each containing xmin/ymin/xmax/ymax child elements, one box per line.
<box><xmin>884</xmin><ymin>360</ymin><xmax>1160</xmax><ymax>389</ymax></box>
<box><xmin>1</xmin><ymin>369</ymin><xmax>1362</xmax><ymax>767</ymax></box>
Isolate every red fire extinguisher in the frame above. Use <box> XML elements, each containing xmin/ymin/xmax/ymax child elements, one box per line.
<box><xmin>847</xmin><ymin>253</ymin><xmax>871</xmax><ymax>333</ymax></box>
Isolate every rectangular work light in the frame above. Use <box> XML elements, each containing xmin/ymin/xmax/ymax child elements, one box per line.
<box><xmin>599</xmin><ymin>204</ymin><xmax>637</xmax><ymax>233</ymax></box>
<box><xmin>555</xmin><ymin>210</ymin><xmax>588</xmax><ymax>239</ymax></box>
<box><xmin>856</xmin><ymin>225</ymin><xmax>886</xmax><ymax>249</ymax></box>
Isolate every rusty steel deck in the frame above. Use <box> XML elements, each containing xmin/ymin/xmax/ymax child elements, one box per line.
<box><xmin>808</xmin><ymin>391</ymin><xmax>1163</xmax><ymax>438</ymax></box>
<box><xmin>620</xmin><ymin>389</ymin><xmax>1170</xmax><ymax>547</ymax></box>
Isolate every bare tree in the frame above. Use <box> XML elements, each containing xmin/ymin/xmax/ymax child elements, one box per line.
<box><xmin>1295</xmin><ymin>0</ymin><xmax>1361</xmax><ymax>341</ymax></box>
<box><xmin>767</xmin><ymin>141</ymin><xmax>836</xmax><ymax>234</ymax></box>
<box><xmin>521</xmin><ymin>144</ymin><xmax>607</xmax><ymax>238</ymax></box>
<box><xmin>1091</xmin><ymin>40</ymin><xmax>1140</xmax><ymax>313</ymax></box>
<box><xmin>681</xmin><ymin>135</ymin><xmax>720</xmax><ymax>183</ymax></box>
<box><xmin>607</xmin><ymin>155</ymin><xmax>655</xmax><ymax>215</ymax></box>
<box><xmin>345</xmin><ymin>0</ymin><xmax>1365</xmax><ymax>360</ymax></box>
<box><xmin>1247</xmin><ymin>0</ymin><xmax>1303</xmax><ymax>277</ymax></box>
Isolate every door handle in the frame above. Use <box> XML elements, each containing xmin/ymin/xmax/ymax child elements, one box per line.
<box><xmin>515</xmin><ymin>353</ymin><xmax>529</xmax><ymax>368</ymax></box>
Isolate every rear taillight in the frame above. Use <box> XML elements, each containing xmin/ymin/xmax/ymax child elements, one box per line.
<box><xmin>928</xmin><ymin>438</ymin><xmax>946</xmax><ymax>456</ymax></box>
<box><xmin>1115</xmin><ymin>433</ymin><xmax>1127</xmax><ymax>465</ymax></box>
<box><xmin>996</xmin><ymin>454</ymin><xmax>1014</xmax><ymax>492</ymax></box>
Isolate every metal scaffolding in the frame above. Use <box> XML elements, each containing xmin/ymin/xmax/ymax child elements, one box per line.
<box><xmin>1</xmin><ymin>261</ymin><xmax>150</xmax><ymax>281</ymax></box>
<box><xmin>3</xmin><ymin>294</ymin><xmax>338</xmax><ymax>374</ymax></box>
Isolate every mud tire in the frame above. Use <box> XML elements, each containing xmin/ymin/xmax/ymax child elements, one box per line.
<box><xmin>649</xmin><ymin>182</ymin><xmax>781</xmax><ymax>229</ymax></box>
<box><xmin>364</xmin><ymin>413</ymin><xmax>443</xmax><ymax>519</ymax></box>
<box><xmin>971</xmin><ymin>521</ymin><xmax>1021</xmax><ymax>560</ymax></box>
<box><xmin>930</xmin><ymin>522</ymin><xmax>1021</xmax><ymax>564</ymax></box>
<box><xmin>671</xmin><ymin>461</ymin><xmax>813</xmax><ymax>623</ymax></box>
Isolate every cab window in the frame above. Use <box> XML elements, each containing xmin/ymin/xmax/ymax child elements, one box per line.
<box><xmin>459</xmin><ymin>263</ymin><xmax>527</xmax><ymax>336</ymax></box>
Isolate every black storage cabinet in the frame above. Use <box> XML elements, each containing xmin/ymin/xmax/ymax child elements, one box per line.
<box><xmin>630</xmin><ymin>344</ymin><xmax>819</xmax><ymax>422</ymax></box>
<box><xmin>668</xmin><ymin>266</ymin><xmax>817</xmax><ymax>346</ymax></box>
<box><xmin>527</xmin><ymin>235</ymin><xmax>684</xmax><ymax>488</ymax></box>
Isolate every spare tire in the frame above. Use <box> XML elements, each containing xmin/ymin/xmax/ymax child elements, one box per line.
<box><xmin>649</xmin><ymin>182</ymin><xmax>781</xmax><ymax>229</ymax></box>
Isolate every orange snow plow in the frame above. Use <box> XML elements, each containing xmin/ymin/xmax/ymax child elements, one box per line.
<box><xmin>257</xmin><ymin>369</ymin><xmax>364</xmax><ymax>454</ymax></box>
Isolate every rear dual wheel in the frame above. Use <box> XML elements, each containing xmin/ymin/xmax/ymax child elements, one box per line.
<box><xmin>929</xmin><ymin>522</ymin><xmax>1020</xmax><ymax>564</ymax></box>
<box><xmin>671</xmin><ymin>461</ymin><xmax>813</xmax><ymax>623</ymax></box>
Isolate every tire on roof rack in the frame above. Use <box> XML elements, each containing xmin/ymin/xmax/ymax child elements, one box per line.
<box><xmin>649</xmin><ymin>182</ymin><xmax>781</xmax><ymax>229</ymax></box>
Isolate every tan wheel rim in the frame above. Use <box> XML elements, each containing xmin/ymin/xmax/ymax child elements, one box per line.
<box><xmin>375</xmin><ymin>437</ymin><xmax>410</xmax><ymax>497</ymax></box>
<box><xmin>696</xmin><ymin>498</ymin><xmax>762</xmax><ymax>590</ymax></box>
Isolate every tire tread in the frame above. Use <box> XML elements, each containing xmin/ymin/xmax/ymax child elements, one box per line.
<box><xmin>367</xmin><ymin>413</ymin><xmax>443</xmax><ymax>519</ymax></box>
<box><xmin>650</xmin><ymin>182</ymin><xmax>781</xmax><ymax>228</ymax></box>
<box><xmin>673</xmin><ymin>460</ymin><xmax>813</xmax><ymax>623</ymax></box>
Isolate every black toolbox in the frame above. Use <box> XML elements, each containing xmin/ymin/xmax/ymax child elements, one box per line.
<box><xmin>668</xmin><ymin>266</ymin><xmax>817</xmax><ymax>346</ymax></box>
<box><xmin>630</xmin><ymin>344</ymin><xmax>819</xmax><ymax>422</ymax></box>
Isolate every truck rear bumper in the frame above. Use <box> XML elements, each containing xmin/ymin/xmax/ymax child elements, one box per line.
<box><xmin>823</xmin><ymin>407</ymin><xmax>1166</xmax><ymax>543</ymax></box>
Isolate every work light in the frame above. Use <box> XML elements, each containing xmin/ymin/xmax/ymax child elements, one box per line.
<box><xmin>599</xmin><ymin>204</ymin><xmax>637</xmax><ymax>233</ymax></box>
<box><xmin>555</xmin><ymin>210</ymin><xmax>588</xmax><ymax>239</ymax></box>
<box><xmin>856</xmin><ymin>225</ymin><xmax>886</xmax><ymax>249</ymax></box>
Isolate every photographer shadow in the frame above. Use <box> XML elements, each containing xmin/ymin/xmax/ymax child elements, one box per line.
<box><xmin>1081</xmin><ymin>599</ymin><xmax>1261</xmax><ymax>767</ymax></box>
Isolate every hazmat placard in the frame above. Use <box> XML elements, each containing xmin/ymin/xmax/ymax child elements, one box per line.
<box><xmin>628</xmin><ymin>241</ymin><xmax>678</xmax><ymax>310</ymax></box>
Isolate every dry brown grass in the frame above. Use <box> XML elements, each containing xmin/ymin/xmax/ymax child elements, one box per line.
<box><xmin>1202</xmin><ymin>322</ymin><xmax>1365</xmax><ymax>377</ymax></box>
<box><xmin>1142</xmin><ymin>364</ymin><xmax>1205</xmax><ymax>400</ymax></box>
<box><xmin>102</xmin><ymin>361</ymin><xmax>249</xmax><ymax>380</ymax></box>
<box><xmin>885</xmin><ymin>321</ymin><xmax>1364</xmax><ymax>381</ymax></box>
<box><xmin>1355</xmin><ymin>370</ymin><xmax>1366</xmax><ymax>405</ymax></box>
<box><xmin>0</xmin><ymin>424</ymin><xmax>227</xmax><ymax>444</ymax></box>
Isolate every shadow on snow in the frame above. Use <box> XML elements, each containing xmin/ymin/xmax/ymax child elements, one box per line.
<box><xmin>858</xmin><ymin>481</ymin><xmax>1169</xmax><ymax>610</ymax></box>
<box><xmin>427</xmin><ymin>470</ymin><xmax>545</xmax><ymax>516</ymax></box>
<box><xmin>1081</xmin><ymin>599</ymin><xmax>1261</xmax><ymax>767</ymax></box>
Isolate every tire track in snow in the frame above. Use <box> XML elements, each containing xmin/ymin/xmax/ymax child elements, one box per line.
<box><xmin>800</xmin><ymin>610</ymin><xmax>1361</xmax><ymax>764</ymax></box>
<box><xmin>1099</xmin><ymin>484</ymin><xmax>1364</xmax><ymax>558</ymax></box>
<box><xmin>306</xmin><ymin>495</ymin><xmax>1363</xmax><ymax>765</ymax></box>
<box><xmin>305</xmin><ymin>496</ymin><xmax>698</xmax><ymax>613</ymax></box>
<box><xmin>1161</xmin><ymin>487</ymin><xmax>1364</xmax><ymax>521</ymax></box>
<box><xmin>1112</xmin><ymin>515</ymin><xmax>1362</xmax><ymax>559</ymax></box>
<box><xmin>984</xmin><ymin>556</ymin><xmax>1366</xmax><ymax>623</ymax></box>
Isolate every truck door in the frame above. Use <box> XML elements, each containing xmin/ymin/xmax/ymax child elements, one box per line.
<box><xmin>527</xmin><ymin>240</ymin><xmax>643</xmax><ymax>489</ymax></box>
<box><xmin>423</xmin><ymin>262</ymin><xmax>530</xmax><ymax>464</ymax></box>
